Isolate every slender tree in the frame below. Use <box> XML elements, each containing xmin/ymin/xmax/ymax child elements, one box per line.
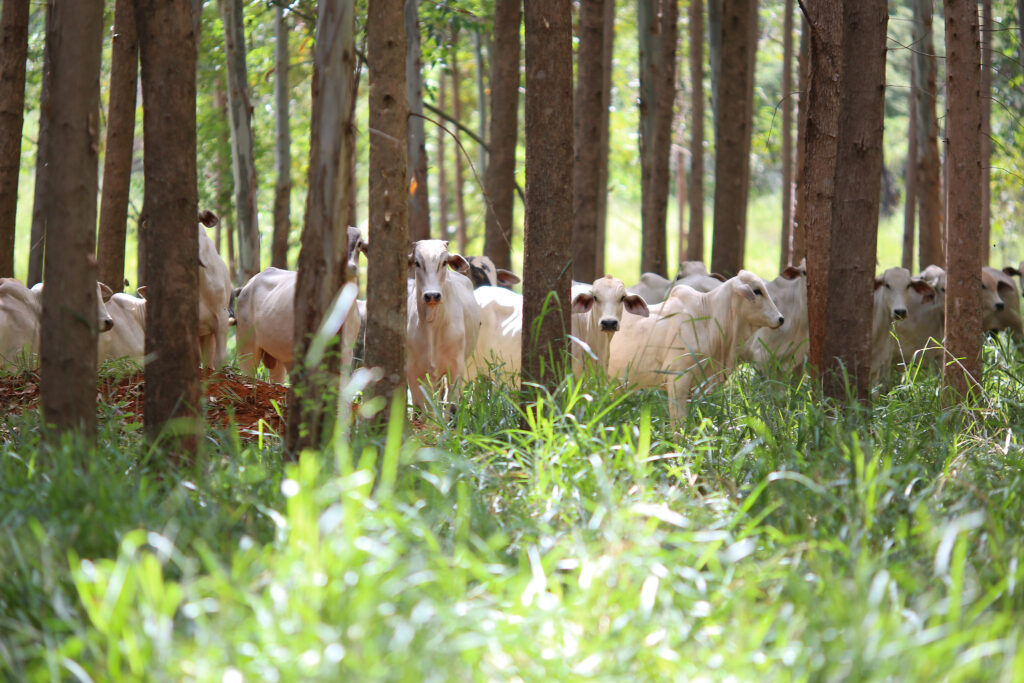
<box><xmin>286</xmin><ymin>0</ymin><xmax>356</xmax><ymax>453</ymax></box>
<box><xmin>710</xmin><ymin>0</ymin><xmax>757</xmax><ymax>277</ymax></box>
<box><xmin>450</xmin><ymin>52</ymin><xmax>468</xmax><ymax>253</ymax></box>
<box><xmin>39</xmin><ymin>0</ymin><xmax>104</xmax><ymax>440</ymax></box>
<box><xmin>220</xmin><ymin>0</ymin><xmax>260</xmax><ymax>281</ymax></box>
<box><xmin>473</xmin><ymin>28</ymin><xmax>488</xmax><ymax>177</ymax></box>
<box><xmin>942</xmin><ymin>0</ymin><xmax>982</xmax><ymax>397</ymax></box>
<box><xmin>791</xmin><ymin>16</ymin><xmax>808</xmax><ymax>265</ymax></box>
<box><xmin>271</xmin><ymin>6</ymin><xmax>292</xmax><ymax>269</ymax></box>
<box><xmin>27</xmin><ymin>0</ymin><xmax>54</xmax><ymax>287</ymax></box>
<box><xmin>573</xmin><ymin>0</ymin><xmax>609</xmax><ymax>283</ymax></box>
<box><xmin>365</xmin><ymin>0</ymin><xmax>409</xmax><ymax>413</ymax></box>
<box><xmin>779</xmin><ymin>0</ymin><xmax>794</xmax><ymax>270</ymax></box>
<box><xmin>594</xmin><ymin>0</ymin><xmax>615</xmax><ymax>275</ymax></box>
<box><xmin>213</xmin><ymin>83</ymin><xmax>236</xmax><ymax>275</ymax></box>
<box><xmin>913</xmin><ymin>0</ymin><xmax>943</xmax><ymax>271</ymax></box>
<box><xmin>708</xmin><ymin>0</ymin><xmax>722</xmax><ymax>121</ymax></box>
<box><xmin>484</xmin><ymin>0</ymin><xmax>520</xmax><ymax>272</ymax></box>
<box><xmin>686</xmin><ymin>0</ymin><xmax>705</xmax><ymax>263</ymax></box>
<box><xmin>522</xmin><ymin>0</ymin><xmax>573</xmax><ymax>388</ymax></box>
<box><xmin>437</xmin><ymin>68</ymin><xmax>449</xmax><ymax>239</ymax></box>
<box><xmin>137</xmin><ymin>0</ymin><xmax>201</xmax><ymax>453</ymax></box>
<box><xmin>638</xmin><ymin>0</ymin><xmax>679</xmax><ymax>277</ymax></box>
<box><xmin>0</xmin><ymin>0</ymin><xmax>29</xmax><ymax>278</ymax></box>
<box><xmin>406</xmin><ymin>0</ymin><xmax>430</xmax><ymax>241</ymax></box>
<box><xmin>97</xmin><ymin>0</ymin><xmax>139</xmax><ymax>293</ymax></box>
<box><xmin>980</xmin><ymin>0</ymin><xmax>992</xmax><ymax>262</ymax></box>
<box><xmin>903</xmin><ymin>60</ymin><xmax>918</xmax><ymax>272</ymax></box>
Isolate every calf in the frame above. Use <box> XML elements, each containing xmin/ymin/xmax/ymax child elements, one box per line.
<box><xmin>608</xmin><ymin>270</ymin><xmax>783</xmax><ymax>425</ymax></box>
<box><xmin>738</xmin><ymin>262</ymin><xmax>808</xmax><ymax>371</ymax></box>
<box><xmin>198</xmin><ymin>211</ymin><xmax>233</xmax><ymax>367</ymax></box>
<box><xmin>466</xmin><ymin>255</ymin><xmax>521</xmax><ymax>289</ymax></box>
<box><xmin>467</xmin><ymin>285</ymin><xmax>523</xmax><ymax>382</ymax></box>
<box><xmin>571</xmin><ymin>275</ymin><xmax>649</xmax><ymax>377</ymax></box>
<box><xmin>981</xmin><ymin>266</ymin><xmax>1023</xmax><ymax>339</ymax></box>
<box><xmin>406</xmin><ymin>240</ymin><xmax>482</xmax><ymax>406</ymax></box>
<box><xmin>870</xmin><ymin>267</ymin><xmax>935</xmax><ymax>384</ymax></box>
<box><xmin>98</xmin><ymin>289</ymin><xmax>147</xmax><ymax>364</ymax></box>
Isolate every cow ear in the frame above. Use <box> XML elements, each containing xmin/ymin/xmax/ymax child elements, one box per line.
<box><xmin>1004</xmin><ymin>266</ymin><xmax>1022</xmax><ymax>277</ymax></box>
<box><xmin>98</xmin><ymin>282</ymin><xmax>114</xmax><ymax>302</ymax></box>
<box><xmin>408</xmin><ymin>250</ymin><xmax>415</xmax><ymax>266</ymax></box>
<box><xmin>447</xmin><ymin>254</ymin><xmax>470</xmax><ymax>273</ymax></box>
<box><xmin>910</xmin><ymin>279</ymin><xmax>935</xmax><ymax>303</ymax></box>
<box><xmin>495</xmin><ymin>268</ymin><xmax>521</xmax><ymax>286</ymax></box>
<box><xmin>359</xmin><ymin>240</ymin><xmax>369</xmax><ymax>255</ymax></box>
<box><xmin>710</xmin><ymin>272</ymin><xmax>727</xmax><ymax>282</ymax></box>
<box><xmin>198</xmin><ymin>209</ymin><xmax>219</xmax><ymax>227</ymax></box>
<box><xmin>736</xmin><ymin>284</ymin><xmax>756</xmax><ymax>302</ymax></box>
<box><xmin>572</xmin><ymin>291</ymin><xmax>595</xmax><ymax>314</ymax></box>
<box><xmin>874</xmin><ymin>276</ymin><xmax>884</xmax><ymax>290</ymax></box>
<box><xmin>781</xmin><ymin>266</ymin><xmax>801</xmax><ymax>280</ymax></box>
<box><xmin>136</xmin><ymin>286</ymin><xmax>148</xmax><ymax>300</ymax></box>
<box><xmin>623</xmin><ymin>293</ymin><xmax>650</xmax><ymax>317</ymax></box>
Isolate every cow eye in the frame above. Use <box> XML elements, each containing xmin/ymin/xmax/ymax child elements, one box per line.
<box><xmin>620</xmin><ymin>296</ymin><xmax>626</xmax><ymax>302</ymax></box>
<box><xmin>415</xmin><ymin>260</ymin><xmax>422</xmax><ymax>269</ymax></box>
<box><xmin>753</xmin><ymin>288</ymin><xmax>763</xmax><ymax>296</ymax></box>
<box><xmin>884</xmin><ymin>283</ymin><xmax>891</xmax><ymax>289</ymax></box>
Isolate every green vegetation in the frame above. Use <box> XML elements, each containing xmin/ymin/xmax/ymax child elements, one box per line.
<box><xmin>3</xmin><ymin>347</ymin><xmax>1024</xmax><ymax>679</ymax></box>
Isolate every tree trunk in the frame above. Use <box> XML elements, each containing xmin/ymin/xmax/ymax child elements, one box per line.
<box><xmin>675</xmin><ymin>138</ymin><xmax>687</xmax><ymax>265</ymax></box>
<box><xmin>220</xmin><ymin>0</ymin><xmax>260</xmax><ymax>282</ymax></box>
<box><xmin>913</xmin><ymin>0</ymin><xmax>943</xmax><ymax>271</ymax></box>
<box><xmin>942</xmin><ymin>0</ymin><xmax>982</xmax><ymax>397</ymax></box>
<box><xmin>473</xmin><ymin>28</ymin><xmax>488</xmax><ymax>177</ymax></box>
<box><xmin>28</xmin><ymin>0</ymin><xmax>54</xmax><ymax>287</ymax></box>
<box><xmin>450</xmin><ymin>52</ymin><xmax>468</xmax><ymax>255</ymax></box>
<box><xmin>638</xmin><ymin>0</ymin><xmax>678</xmax><ymax>277</ymax></box>
<box><xmin>271</xmin><ymin>6</ymin><xmax>292</xmax><ymax>269</ymax></box>
<box><xmin>594</xmin><ymin>0</ymin><xmax>615</xmax><ymax>275</ymax></box>
<box><xmin>484</xmin><ymin>0</ymin><xmax>520</xmax><ymax>271</ymax></box>
<box><xmin>791</xmin><ymin>15</ymin><xmax>808</xmax><ymax>266</ymax></box>
<box><xmin>980</xmin><ymin>0</ymin><xmax>991</xmax><ymax>263</ymax></box>
<box><xmin>903</xmin><ymin>60</ymin><xmax>918</xmax><ymax>272</ymax></box>
<box><xmin>405</xmin><ymin>0</ymin><xmax>430</xmax><ymax>241</ymax></box>
<box><xmin>39</xmin><ymin>0</ymin><xmax>104</xmax><ymax>441</ymax></box>
<box><xmin>686</xmin><ymin>0</ymin><xmax>705</xmax><ymax>263</ymax></box>
<box><xmin>522</xmin><ymin>0</ymin><xmax>573</xmax><ymax>389</ymax></box>
<box><xmin>286</xmin><ymin>0</ymin><xmax>356</xmax><ymax>453</ymax></box>
<box><xmin>710</xmin><ymin>0</ymin><xmax>756</xmax><ymax>278</ymax></box>
<box><xmin>437</xmin><ymin>67</ymin><xmax>449</xmax><ymax>239</ymax></box>
<box><xmin>573</xmin><ymin>0</ymin><xmax>607</xmax><ymax>283</ymax></box>
<box><xmin>708</xmin><ymin>0</ymin><xmax>722</xmax><ymax>123</ymax></box>
<box><xmin>779</xmin><ymin>0</ymin><xmax>794</xmax><ymax>270</ymax></box>
<box><xmin>365</xmin><ymin>0</ymin><xmax>409</xmax><ymax>413</ymax></box>
<box><xmin>0</xmin><ymin>0</ymin><xmax>29</xmax><ymax>278</ymax></box>
<box><xmin>96</xmin><ymin>0</ymin><xmax>138</xmax><ymax>293</ymax></box>
<box><xmin>137</xmin><ymin>0</ymin><xmax>201</xmax><ymax>454</ymax></box>
<box><xmin>213</xmin><ymin>83</ymin><xmax>236</xmax><ymax>276</ymax></box>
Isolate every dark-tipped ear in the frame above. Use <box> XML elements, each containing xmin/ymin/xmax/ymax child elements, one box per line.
<box><xmin>98</xmin><ymin>282</ymin><xmax>114</xmax><ymax>302</ymax></box>
<box><xmin>874</xmin><ymin>277</ymin><xmax>884</xmax><ymax>290</ymax></box>
<box><xmin>781</xmin><ymin>266</ymin><xmax>801</xmax><ymax>280</ymax></box>
<box><xmin>623</xmin><ymin>293</ymin><xmax>650</xmax><ymax>317</ymax></box>
<box><xmin>136</xmin><ymin>286</ymin><xmax>148</xmax><ymax>300</ymax></box>
<box><xmin>1004</xmin><ymin>266</ymin><xmax>1022</xmax><ymax>277</ymax></box>
<box><xmin>495</xmin><ymin>269</ymin><xmax>521</xmax><ymax>286</ymax></box>
<box><xmin>408</xmin><ymin>248</ymin><xmax>415</xmax><ymax>266</ymax></box>
<box><xmin>710</xmin><ymin>272</ymin><xmax>727</xmax><ymax>282</ymax></box>
<box><xmin>447</xmin><ymin>253</ymin><xmax>470</xmax><ymax>274</ymax></box>
<box><xmin>735</xmin><ymin>283</ymin><xmax>756</xmax><ymax>302</ymax></box>
<box><xmin>910</xmin><ymin>278</ymin><xmax>935</xmax><ymax>303</ymax></box>
<box><xmin>359</xmin><ymin>240</ymin><xmax>369</xmax><ymax>255</ymax></box>
<box><xmin>572</xmin><ymin>291</ymin><xmax>595</xmax><ymax>314</ymax></box>
<box><xmin>198</xmin><ymin>209</ymin><xmax>219</xmax><ymax>227</ymax></box>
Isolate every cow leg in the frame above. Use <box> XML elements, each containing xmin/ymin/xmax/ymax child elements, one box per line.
<box><xmin>666</xmin><ymin>372</ymin><xmax>694</xmax><ymax>428</ymax></box>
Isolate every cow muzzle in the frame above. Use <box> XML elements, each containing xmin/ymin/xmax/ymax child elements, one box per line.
<box><xmin>100</xmin><ymin>318</ymin><xmax>114</xmax><ymax>332</ymax></box>
<box><xmin>893</xmin><ymin>308</ymin><xmax>907</xmax><ymax>320</ymax></box>
<box><xmin>600</xmin><ymin>319</ymin><xmax>619</xmax><ymax>332</ymax></box>
<box><xmin>423</xmin><ymin>291</ymin><xmax>442</xmax><ymax>305</ymax></box>
<box><xmin>774</xmin><ymin>315</ymin><xmax>785</xmax><ymax>329</ymax></box>
<box><xmin>995</xmin><ymin>301</ymin><xmax>1005</xmax><ymax>312</ymax></box>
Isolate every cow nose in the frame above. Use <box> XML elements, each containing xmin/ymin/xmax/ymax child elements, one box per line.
<box><xmin>423</xmin><ymin>291</ymin><xmax>441</xmax><ymax>304</ymax></box>
<box><xmin>894</xmin><ymin>308</ymin><xmax>907</xmax><ymax>319</ymax></box>
<box><xmin>600</xmin><ymin>319</ymin><xmax>618</xmax><ymax>332</ymax></box>
<box><xmin>101</xmin><ymin>318</ymin><xmax>114</xmax><ymax>332</ymax></box>
<box><xmin>777</xmin><ymin>315</ymin><xmax>785</xmax><ymax>326</ymax></box>
<box><xmin>996</xmin><ymin>301</ymin><xmax>1005</xmax><ymax>311</ymax></box>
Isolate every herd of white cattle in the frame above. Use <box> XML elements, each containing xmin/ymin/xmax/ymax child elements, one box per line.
<box><xmin>2</xmin><ymin>213</ymin><xmax>1023</xmax><ymax>423</ymax></box>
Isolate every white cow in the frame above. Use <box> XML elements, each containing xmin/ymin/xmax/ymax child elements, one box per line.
<box><xmin>406</xmin><ymin>240</ymin><xmax>481</xmax><ymax>406</ymax></box>
<box><xmin>466</xmin><ymin>255</ymin><xmax>521</xmax><ymax>289</ymax></box>
<box><xmin>608</xmin><ymin>271</ymin><xmax>784</xmax><ymax>425</ymax></box>
<box><xmin>98</xmin><ymin>289</ymin><xmax>147</xmax><ymax>364</ymax></box>
<box><xmin>738</xmin><ymin>263</ymin><xmax>808</xmax><ymax>371</ymax></box>
<box><xmin>571</xmin><ymin>276</ymin><xmax>649</xmax><ymax>377</ymax></box>
<box><xmin>891</xmin><ymin>265</ymin><xmax>945</xmax><ymax>372</ymax></box>
<box><xmin>981</xmin><ymin>266</ymin><xmax>1024</xmax><ymax>339</ymax></box>
<box><xmin>467</xmin><ymin>285</ymin><xmax>523</xmax><ymax>381</ymax></box>
<box><xmin>673</xmin><ymin>261</ymin><xmax>726</xmax><ymax>294</ymax></box>
<box><xmin>198</xmin><ymin>211</ymin><xmax>233</xmax><ymax>367</ymax></box>
<box><xmin>1</xmin><ymin>280</ymin><xmax>114</xmax><ymax>370</ymax></box>
<box><xmin>870</xmin><ymin>267</ymin><xmax>935</xmax><ymax>384</ymax></box>
<box><xmin>627</xmin><ymin>273</ymin><xmax>674</xmax><ymax>306</ymax></box>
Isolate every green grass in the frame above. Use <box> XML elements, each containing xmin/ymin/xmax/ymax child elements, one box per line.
<box><xmin>3</xmin><ymin>344</ymin><xmax>1024</xmax><ymax>680</ymax></box>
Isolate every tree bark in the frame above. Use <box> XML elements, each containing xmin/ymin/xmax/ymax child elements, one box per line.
<box><xmin>522</xmin><ymin>0</ymin><xmax>573</xmax><ymax>389</ymax></box>
<box><xmin>942</xmin><ymin>0</ymin><xmax>982</xmax><ymax>397</ymax></box>
<box><xmin>686</xmin><ymin>0</ymin><xmax>705</xmax><ymax>263</ymax></box>
<box><xmin>405</xmin><ymin>0</ymin><xmax>430</xmax><ymax>241</ymax></box>
<box><xmin>638</xmin><ymin>0</ymin><xmax>678</xmax><ymax>277</ymax></box>
<box><xmin>220</xmin><ymin>0</ymin><xmax>260</xmax><ymax>282</ymax></box>
<box><xmin>213</xmin><ymin>82</ymin><xmax>236</xmax><ymax>276</ymax></box>
<box><xmin>437</xmin><ymin>66</ymin><xmax>449</xmax><ymax>239</ymax></box>
<box><xmin>903</xmin><ymin>59</ymin><xmax>918</xmax><ymax>272</ymax></box>
<box><xmin>779</xmin><ymin>0</ymin><xmax>794</xmax><ymax>270</ymax></box>
<box><xmin>450</xmin><ymin>51</ymin><xmax>468</xmax><ymax>255</ymax></box>
<box><xmin>708</xmin><ymin>0</ymin><xmax>722</xmax><ymax>123</ymax></box>
<box><xmin>594</xmin><ymin>0</ymin><xmax>615</xmax><ymax>275</ymax></box>
<box><xmin>710</xmin><ymin>0</ymin><xmax>756</xmax><ymax>278</ymax></box>
<box><xmin>913</xmin><ymin>0</ymin><xmax>943</xmax><ymax>271</ymax></box>
<box><xmin>791</xmin><ymin>15</ymin><xmax>808</xmax><ymax>266</ymax></box>
<box><xmin>980</xmin><ymin>0</ymin><xmax>991</xmax><ymax>262</ymax></box>
<box><xmin>96</xmin><ymin>0</ymin><xmax>138</xmax><ymax>293</ymax></box>
<box><xmin>0</xmin><ymin>0</ymin><xmax>29</xmax><ymax>278</ymax></box>
<box><xmin>573</xmin><ymin>0</ymin><xmax>607</xmax><ymax>283</ymax></box>
<box><xmin>365</xmin><ymin>0</ymin><xmax>409</xmax><ymax>412</ymax></box>
<box><xmin>136</xmin><ymin>0</ymin><xmax>201</xmax><ymax>454</ymax></box>
<box><xmin>39</xmin><ymin>0</ymin><xmax>104</xmax><ymax>441</ymax></box>
<box><xmin>28</xmin><ymin>0</ymin><xmax>54</xmax><ymax>287</ymax></box>
<box><xmin>484</xmin><ymin>0</ymin><xmax>521</xmax><ymax>271</ymax></box>
<box><xmin>473</xmin><ymin>28</ymin><xmax>488</xmax><ymax>177</ymax></box>
<box><xmin>271</xmin><ymin>6</ymin><xmax>292</xmax><ymax>269</ymax></box>
<box><xmin>286</xmin><ymin>0</ymin><xmax>356</xmax><ymax>453</ymax></box>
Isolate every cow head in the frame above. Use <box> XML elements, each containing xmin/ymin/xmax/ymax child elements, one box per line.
<box><xmin>572</xmin><ymin>275</ymin><xmax>650</xmax><ymax>333</ymax></box>
<box><xmin>96</xmin><ymin>282</ymin><xmax>115</xmax><ymax>333</ymax></box>
<box><xmin>346</xmin><ymin>226</ymin><xmax>368</xmax><ymax>282</ymax></box>
<box><xmin>409</xmin><ymin>240</ymin><xmax>469</xmax><ymax>322</ymax></box>
<box><xmin>981</xmin><ymin>267</ymin><xmax>1006</xmax><ymax>313</ymax></box>
<box><xmin>875</xmin><ymin>267</ymin><xmax>933</xmax><ymax>320</ymax></box>
<box><xmin>467</xmin><ymin>255</ymin><xmax>520</xmax><ymax>289</ymax></box>
<box><xmin>732</xmin><ymin>270</ymin><xmax>784</xmax><ymax>331</ymax></box>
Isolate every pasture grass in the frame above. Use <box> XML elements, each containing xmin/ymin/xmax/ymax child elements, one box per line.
<box><xmin>2</xmin><ymin>345</ymin><xmax>1024</xmax><ymax>680</ymax></box>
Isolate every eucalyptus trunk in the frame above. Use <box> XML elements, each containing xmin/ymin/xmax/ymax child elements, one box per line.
<box><xmin>779</xmin><ymin>0</ymin><xmax>794</xmax><ymax>270</ymax></box>
<box><xmin>271</xmin><ymin>6</ymin><xmax>292</xmax><ymax>269</ymax></box>
<box><xmin>0</xmin><ymin>0</ymin><xmax>29</xmax><ymax>277</ymax></box>
<box><xmin>27</xmin><ymin>0</ymin><xmax>54</xmax><ymax>287</ymax></box>
<box><xmin>686</xmin><ymin>0</ymin><xmax>705</xmax><ymax>263</ymax></box>
<box><xmin>405</xmin><ymin>0</ymin><xmax>430</xmax><ymax>241</ymax></box>
<box><xmin>450</xmin><ymin>52</ymin><xmax>468</xmax><ymax>254</ymax></box>
<box><xmin>913</xmin><ymin>0</ymin><xmax>943</xmax><ymax>271</ymax></box>
<box><xmin>980</xmin><ymin>0</ymin><xmax>992</xmax><ymax>262</ymax></box>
